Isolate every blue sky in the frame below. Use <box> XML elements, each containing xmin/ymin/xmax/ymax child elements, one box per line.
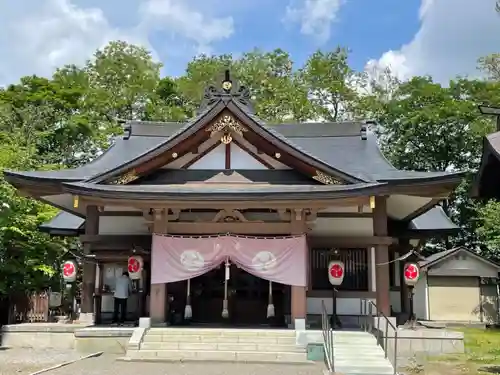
<box><xmin>0</xmin><ymin>0</ymin><xmax>499</xmax><ymax>85</ymax></box>
<box><xmin>150</xmin><ymin>0</ymin><xmax>423</xmax><ymax>76</ymax></box>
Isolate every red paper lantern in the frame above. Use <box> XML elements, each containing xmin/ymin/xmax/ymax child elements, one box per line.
<box><xmin>403</xmin><ymin>263</ymin><xmax>420</xmax><ymax>286</ymax></box>
<box><xmin>328</xmin><ymin>260</ymin><xmax>345</xmax><ymax>286</ymax></box>
<box><xmin>128</xmin><ymin>256</ymin><xmax>143</xmax><ymax>280</ymax></box>
<box><xmin>62</xmin><ymin>260</ymin><xmax>77</xmax><ymax>282</ymax></box>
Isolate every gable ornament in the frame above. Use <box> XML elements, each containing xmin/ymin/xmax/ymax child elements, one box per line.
<box><xmin>207</xmin><ymin>115</ymin><xmax>247</xmax><ymax>137</ymax></box>
<box><xmin>109</xmin><ymin>169</ymin><xmax>138</xmax><ymax>185</ymax></box>
<box><xmin>312</xmin><ymin>170</ymin><xmax>342</xmax><ymax>185</ymax></box>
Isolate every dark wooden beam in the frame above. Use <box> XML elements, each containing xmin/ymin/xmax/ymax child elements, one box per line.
<box><xmin>317</xmin><ymin>212</ymin><xmax>372</xmax><ymax>218</ymax></box>
<box><xmin>181</xmin><ymin>140</ymin><xmax>221</xmax><ymax>169</ymax></box>
<box><xmin>225</xmin><ymin>142</ymin><xmax>231</xmax><ymax>169</ymax></box>
<box><xmin>232</xmin><ymin>138</ymin><xmax>274</xmax><ymax>169</ymax></box>
<box><xmin>98</xmin><ymin>211</ymin><xmax>143</xmax><ymax>217</ymax></box>
<box><xmin>309</xmin><ymin>236</ymin><xmax>396</xmax><ymax>247</ymax></box>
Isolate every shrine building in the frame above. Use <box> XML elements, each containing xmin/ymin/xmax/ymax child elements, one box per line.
<box><xmin>5</xmin><ymin>73</ymin><xmax>462</xmax><ymax>328</ymax></box>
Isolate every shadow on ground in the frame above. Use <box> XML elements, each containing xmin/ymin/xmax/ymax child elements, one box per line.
<box><xmin>478</xmin><ymin>366</ymin><xmax>500</xmax><ymax>374</ymax></box>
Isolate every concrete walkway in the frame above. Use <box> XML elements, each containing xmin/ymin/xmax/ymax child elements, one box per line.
<box><xmin>46</xmin><ymin>354</ymin><xmax>325</xmax><ymax>375</ymax></box>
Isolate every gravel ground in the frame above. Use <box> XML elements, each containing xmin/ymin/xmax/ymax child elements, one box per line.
<box><xmin>47</xmin><ymin>354</ymin><xmax>325</xmax><ymax>375</ymax></box>
<box><xmin>0</xmin><ymin>348</ymin><xmax>82</xmax><ymax>375</ymax></box>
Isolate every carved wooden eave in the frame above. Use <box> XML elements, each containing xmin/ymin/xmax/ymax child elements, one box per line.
<box><xmin>142</xmin><ymin>208</ymin><xmax>181</xmax><ymax>223</ymax></box>
<box><xmin>277</xmin><ymin>208</ymin><xmax>318</xmax><ymax>222</ymax></box>
<box><xmin>210</xmin><ymin>209</ymin><xmax>263</xmax><ymax>223</ymax></box>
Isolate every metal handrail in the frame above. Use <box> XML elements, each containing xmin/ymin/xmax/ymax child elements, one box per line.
<box><xmin>321</xmin><ymin>300</ymin><xmax>335</xmax><ymax>373</ymax></box>
<box><xmin>360</xmin><ymin>298</ymin><xmax>398</xmax><ymax>375</ymax></box>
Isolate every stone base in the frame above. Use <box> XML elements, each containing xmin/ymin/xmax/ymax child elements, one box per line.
<box><xmin>139</xmin><ymin>317</ymin><xmax>151</xmax><ymax>328</ymax></box>
<box><xmin>74</xmin><ymin>327</ymin><xmax>135</xmax><ymax>354</ymax></box>
<box><xmin>294</xmin><ymin>318</ymin><xmax>306</xmax><ymax>331</ymax></box>
<box><xmin>78</xmin><ymin>312</ymin><xmax>95</xmax><ymax>325</ymax></box>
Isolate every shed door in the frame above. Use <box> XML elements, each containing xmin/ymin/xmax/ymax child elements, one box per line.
<box><xmin>428</xmin><ymin>276</ymin><xmax>481</xmax><ymax>322</ymax></box>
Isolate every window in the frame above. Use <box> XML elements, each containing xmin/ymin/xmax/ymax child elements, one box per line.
<box><xmin>310</xmin><ymin>248</ymin><xmax>369</xmax><ymax>291</ymax></box>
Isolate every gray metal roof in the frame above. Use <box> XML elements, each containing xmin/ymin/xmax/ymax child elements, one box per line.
<box><xmin>5</xmin><ymin>118</ymin><xmax>458</xmax><ymax>184</ymax></box>
<box><xmin>61</xmin><ymin>181</ymin><xmax>388</xmax><ymax>201</ymax></box>
<box><xmin>39</xmin><ymin>211</ymin><xmax>85</xmax><ymax>235</ymax></box>
<box><xmin>419</xmin><ymin>246</ymin><xmax>500</xmax><ymax>269</ymax></box>
<box><xmin>409</xmin><ymin>206</ymin><xmax>458</xmax><ymax>231</ymax></box>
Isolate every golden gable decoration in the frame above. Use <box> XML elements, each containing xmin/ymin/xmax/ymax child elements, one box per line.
<box><xmin>207</xmin><ymin>115</ymin><xmax>247</xmax><ymax>137</ymax></box>
<box><xmin>109</xmin><ymin>170</ymin><xmax>138</xmax><ymax>185</ymax></box>
<box><xmin>312</xmin><ymin>171</ymin><xmax>343</xmax><ymax>185</ymax></box>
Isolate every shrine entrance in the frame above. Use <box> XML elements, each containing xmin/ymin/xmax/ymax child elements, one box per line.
<box><xmin>188</xmin><ymin>265</ymin><xmax>287</xmax><ymax>326</ymax></box>
<box><xmin>152</xmin><ymin>234</ymin><xmax>305</xmax><ymax>327</ymax></box>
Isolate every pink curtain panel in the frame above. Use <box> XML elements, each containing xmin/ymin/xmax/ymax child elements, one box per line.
<box><xmin>151</xmin><ymin>234</ymin><xmax>307</xmax><ymax>286</ymax></box>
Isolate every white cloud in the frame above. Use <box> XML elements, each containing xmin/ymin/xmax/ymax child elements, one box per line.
<box><xmin>140</xmin><ymin>0</ymin><xmax>234</xmax><ymax>55</ymax></box>
<box><xmin>284</xmin><ymin>0</ymin><xmax>344</xmax><ymax>44</ymax></box>
<box><xmin>0</xmin><ymin>0</ymin><xmax>234</xmax><ymax>85</ymax></box>
<box><xmin>366</xmin><ymin>0</ymin><xmax>500</xmax><ymax>83</ymax></box>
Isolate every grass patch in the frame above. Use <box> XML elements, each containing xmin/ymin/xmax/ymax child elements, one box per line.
<box><xmin>403</xmin><ymin>328</ymin><xmax>500</xmax><ymax>375</ymax></box>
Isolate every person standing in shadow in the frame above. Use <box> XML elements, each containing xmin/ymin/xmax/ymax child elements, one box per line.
<box><xmin>113</xmin><ymin>271</ymin><xmax>132</xmax><ymax>325</ymax></box>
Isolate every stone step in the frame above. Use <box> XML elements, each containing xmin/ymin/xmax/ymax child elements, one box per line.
<box><xmin>141</xmin><ymin>341</ymin><xmax>304</xmax><ymax>352</ymax></box>
<box><xmin>333</xmin><ymin>365</ymin><xmax>394</xmax><ymax>375</ymax></box>
<box><xmin>147</xmin><ymin>328</ymin><xmax>295</xmax><ymax>337</ymax></box>
<box><xmin>333</xmin><ymin>342</ymin><xmax>380</xmax><ymax>347</ymax></box>
<box><xmin>334</xmin><ymin>358</ymin><xmax>394</xmax><ymax>365</ymax></box>
<box><xmin>334</xmin><ymin>354</ymin><xmax>390</xmax><ymax>361</ymax></box>
<box><xmin>333</xmin><ymin>345</ymin><xmax>385</xmax><ymax>352</ymax></box>
<box><xmin>142</xmin><ymin>334</ymin><xmax>296</xmax><ymax>344</ymax></box>
<box><xmin>128</xmin><ymin>349</ymin><xmax>309</xmax><ymax>363</ymax></box>
<box><xmin>330</xmin><ymin>337</ymin><xmax>378</xmax><ymax>342</ymax></box>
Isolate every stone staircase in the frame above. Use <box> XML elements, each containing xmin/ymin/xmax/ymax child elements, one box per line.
<box><xmin>126</xmin><ymin>327</ymin><xmax>309</xmax><ymax>363</ymax></box>
<box><xmin>331</xmin><ymin>331</ymin><xmax>396</xmax><ymax>375</ymax></box>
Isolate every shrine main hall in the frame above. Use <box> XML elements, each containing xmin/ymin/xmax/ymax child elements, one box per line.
<box><xmin>5</xmin><ymin>75</ymin><xmax>461</xmax><ymax>328</ymax></box>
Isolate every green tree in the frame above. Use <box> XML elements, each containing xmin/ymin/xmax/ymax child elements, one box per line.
<box><xmin>477</xmin><ymin>200</ymin><xmax>500</xmax><ymax>262</ymax></box>
<box><xmin>176</xmin><ymin>49</ymin><xmax>313</xmax><ymax>122</ymax></box>
<box><xmin>0</xmin><ymin>138</ymin><xmax>67</xmax><ymax>295</ymax></box>
<box><xmin>363</xmin><ymin>76</ymin><xmax>500</xmax><ymax>251</ymax></box>
<box><xmin>299</xmin><ymin>47</ymin><xmax>362</xmax><ymax>121</ymax></box>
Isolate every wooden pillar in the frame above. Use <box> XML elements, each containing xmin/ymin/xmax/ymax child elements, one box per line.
<box><xmin>399</xmin><ymin>239</ymin><xmax>411</xmax><ymax>317</ymax></box>
<box><xmin>290</xmin><ymin>209</ymin><xmax>307</xmax><ymax>329</ymax></box>
<box><xmin>150</xmin><ymin>208</ymin><xmax>167</xmax><ymax>325</ymax></box>
<box><xmin>373</xmin><ymin>196</ymin><xmax>391</xmax><ymax>316</ymax></box>
<box><xmin>80</xmin><ymin>205</ymin><xmax>99</xmax><ymax>323</ymax></box>
<box><xmin>94</xmin><ymin>262</ymin><xmax>104</xmax><ymax>325</ymax></box>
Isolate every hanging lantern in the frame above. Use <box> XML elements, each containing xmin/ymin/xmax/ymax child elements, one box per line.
<box><xmin>403</xmin><ymin>262</ymin><xmax>420</xmax><ymax>287</ymax></box>
<box><xmin>128</xmin><ymin>255</ymin><xmax>144</xmax><ymax>280</ymax></box>
<box><xmin>328</xmin><ymin>260</ymin><xmax>345</xmax><ymax>286</ymax></box>
<box><xmin>62</xmin><ymin>260</ymin><xmax>78</xmax><ymax>283</ymax></box>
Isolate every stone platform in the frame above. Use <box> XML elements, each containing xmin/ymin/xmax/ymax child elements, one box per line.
<box><xmin>0</xmin><ymin>323</ymin><xmax>134</xmax><ymax>354</ymax></box>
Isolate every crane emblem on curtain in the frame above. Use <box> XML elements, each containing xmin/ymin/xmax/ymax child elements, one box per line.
<box><xmin>180</xmin><ymin>250</ymin><xmax>205</xmax><ymax>271</ymax></box>
<box><xmin>252</xmin><ymin>251</ymin><xmax>277</xmax><ymax>272</ymax></box>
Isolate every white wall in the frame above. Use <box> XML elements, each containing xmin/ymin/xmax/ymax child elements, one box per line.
<box><xmin>99</xmin><ymin>216</ymin><xmax>150</xmax><ymax>235</ymax></box>
<box><xmin>311</xmin><ymin>218</ymin><xmax>373</xmax><ymax>236</ymax></box>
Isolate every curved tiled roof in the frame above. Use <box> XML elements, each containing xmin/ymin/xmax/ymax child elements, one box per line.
<box><xmin>5</xmin><ymin>112</ymin><xmax>460</xmax><ymax>184</ymax></box>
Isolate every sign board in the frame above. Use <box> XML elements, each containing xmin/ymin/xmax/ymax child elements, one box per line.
<box><xmin>328</xmin><ymin>260</ymin><xmax>345</xmax><ymax>286</ymax></box>
<box><xmin>49</xmin><ymin>292</ymin><xmax>62</xmax><ymax>308</ymax></box>
<box><xmin>128</xmin><ymin>255</ymin><xmax>143</xmax><ymax>280</ymax></box>
<box><xmin>62</xmin><ymin>260</ymin><xmax>77</xmax><ymax>283</ymax></box>
<box><xmin>403</xmin><ymin>262</ymin><xmax>420</xmax><ymax>286</ymax></box>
